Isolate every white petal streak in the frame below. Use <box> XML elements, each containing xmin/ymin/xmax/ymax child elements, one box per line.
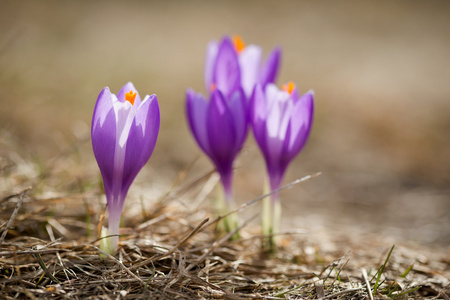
<box><xmin>205</xmin><ymin>41</ymin><xmax>219</xmax><ymax>93</ymax></box>
<box><xmin>113</xmin><ymin>99</ymin><xmax>136</xmax><ymax>148</ymax></box>
<box><xmin>110</xmin><ymin>96</ymin><xmax>136</xmax><ymax>194</ymax></box>
<box><xmin>239</xmin><ymin>45</ymin><xmax>262</xmax><ymax>97</ymax></box>
<box><xmin>278</xmin><ymin>99</ymin><xmax>293</xmax><ymax>140</ymax></box>
<box><xmin>265</xmin><ymin>84</ymin><xmax>291</xmax><ymax>140</ymax></box>
<box><xmin>136</xmin><ymin>95</ymin><xmax>151</xmax><ymax>135</ymax></box>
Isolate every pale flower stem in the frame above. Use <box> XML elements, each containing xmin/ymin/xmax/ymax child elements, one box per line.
<box><xmin>261</xmin><ymin>178</ymin><xmax>281</xmax><ymax>252</ymax></box>
<box><xmin>107</xmin><ymin>217</ymin><xmax>120</xmax><ymax>253</ymax></box>
<box><xmin>100</xmin><ymin>204</ymin><xmax>121</xmax><ymax>256</ymax></box>
<box><xmin>261</xmin><ymin>179</ymin><xmax>272</xmax><ymax>237</ymax></box>
<box><xmin>272</xmin><ymin>195</ymin><xmax>282</xmax><ymax>245</ymax></box>
<box><xmin>99</xmin><ymin>227</ymin><xmax>114</xmax><ymax>259</ymax></box>
<box><xmin>215</xmin><ymin>183</ymin><xmax>239</xmax><ymax>238</ymax></box>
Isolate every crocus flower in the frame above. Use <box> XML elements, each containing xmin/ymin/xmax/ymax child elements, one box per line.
<box><xmin>186</xmin><ymin>40</ymin><xmax>248</xmax><ymax>233</ymax></box>
<box><xmin>186</xmin><ymin>88</ymin><xmax>247</xmax><ymax>201</ymax></box>
<box><xmin>251</xmin><ymin>81</ymin><xmax>313</xmax><ymax>250</ymax></box>
<box><xmin>92</xmin><ymin>82</ymin><xmax>160</xmax><ymax>253</ymax></box>
<box><xmin>205</xmin><ymin>35</ymin><xmax>281</xmax><ymax>100</ymax></box>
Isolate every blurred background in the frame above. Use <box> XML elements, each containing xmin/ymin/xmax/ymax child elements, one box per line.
<box><xmin>1</xmin><ymin>1</ymin><xmax>449</xmax><ymax>249</ymax></box>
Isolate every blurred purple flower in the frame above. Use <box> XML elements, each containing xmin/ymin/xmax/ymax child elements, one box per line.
<box><xmin>91</xmin><ymin>82</ymin><xmax>160</xmax><ymax>253</ymax></box>
<box><xmin>186</xmin><ymin>87</ymin><xmax>247</xmax><ymax>201</ymax></box>
<box><xmin>251</xmin><ymin>82</ymin><xmax>314</xmax><ymax>194</ymax></box>
<box><xmin>205</xmin><ymin>35</ymin><xmax>281</xmax><ymax>99</ymax></box>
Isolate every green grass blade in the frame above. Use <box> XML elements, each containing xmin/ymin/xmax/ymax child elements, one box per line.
<box><xmin>400</xmin><ymin>264</ymin><xmax>413</xmax><ymax>278</ymax></box>
<box><xmin>373</xmin><ymin>245</ymin><xmax>395</xmax><ymax>294</ymax></box>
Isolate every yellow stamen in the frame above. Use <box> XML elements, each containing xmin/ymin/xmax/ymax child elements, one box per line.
<box><xmin>282</xmin><ymin>82</ymin><xmax>295</xmax><ymax>95</ymax></box>
<box><xmin>210</xmin><ymin>83</ymin><xmax>216</xmax><ymax>93</ymax></box>
<box><xmin>232</xmin><ymin>35</ymin><xmax>246</xmax><ymax>53</ymax></box>
<box><xmin>125</xmin><ymin>90</ymin><xmax>136</xmax><ymax>105</ymax></box>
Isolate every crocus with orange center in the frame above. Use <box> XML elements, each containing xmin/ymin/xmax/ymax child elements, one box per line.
<box><xmin>250</xmin><ymin>82</ymin><xmax>314</xmax><ymax>250</ymax></box>
<box><xmin>205</xmin><ymin>35</ymin><xmax>282</xmax><ymax>100</ymax></box>
<box><xmin>91</xmin><ymin>82</ymin><xmax>160</xmax><ymax>254</ymax></box>
<box><xmin>187</xmin><ymin>36</ymin><xmax>248</xmax><ymax>235</ymax></box>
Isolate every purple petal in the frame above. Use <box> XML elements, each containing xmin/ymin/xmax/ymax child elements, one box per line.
<box><xmin>186</xmin><ymin>89</ymin><xmax>211</xmax><ymax>156</ymax></box>
<box><xmin>251</xmin><ymin>85</ymin><xmax>270</xmax><ymax>159</ymax></box>
<box><xmin>204</xmin><ymin>40</ymin><xmax>218</xmax><ymax>93</ymax></box>
<box><xmin>268</xmin><ymin>122</ymin><xmax>290</xmax><ymax>192</ymax></box>
<box><xmin>277</xmin><ymin>98</ymin><xmax>295</xmax><ymax>141</ymax></box>
<box><xmin>207</xmin><ymin>89</ymin><xmax>237</xmax><ymax>175</ymax></box>
<box><xmin>250</xmin><ymin>84</ymin><xmax>313</xmax><ymax>192</ymax></box>
<box><xmin>113</xmin><ymin>100</ymin><xmax>135</xmax><ymax>148</ymax></box>
<box><xmin>280</xmin><ymin>120</ymin><xmax>294</xmax><ymax>166</ymax></box>
<box><xmin>91</xmin><ymin>87</ymin><xmax>117</xmax><ymax>198</ymax></box>
<box><xmin>288</xmin><ymin>91</ymin><xmax>314</xmax><ymax>154</ymax></box>
<box><xmin>212</xmin><ymin>36</ymin><xmax>241</xmax><ymax>98</ymax></box>
<box><xmin>226</xmin><ymin>88</ymin><xmax>248</xmax><ymax>151</ymax></box>
<box><xmin>265</xmin><ymin>83</ymin><xmax>284</xmax><ymax>111</ymax></box>
<box><xmin>290</xmin><ymin>84</ymin><xmax>300</xmax><ymax>101</ymax></box>
<box><xmin>264</xmin><ymin>87</ymin><xmax>291</xmax><ymax>160</ymax></box>
<box><xmin>122</xmin><ymin>94</ymin><xmax>160</xmax><ymax>193</ymax></box>
<box><xmin>259</xmin><ymin>47</ymin><xmax>281</xmax><ymax>87</ymax></box>
<box><xmin>267</xmin><ymin>162</ymin><xmax>287</xmax><ymax>192</ymax></box>
<box><xmin>117</xmin><ymin>82</ymin><xmax>142</xmax><ymax>106</ymax></box>
<box><xmin>239</xmin><ymin>45</ymin><xmax>262</xmax><ymax>98</ymax></box>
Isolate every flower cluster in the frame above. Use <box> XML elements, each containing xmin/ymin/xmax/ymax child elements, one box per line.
<box><xmin>186</xmin><ymin>35</ymin><xmax>314</xmax><ymax>245</ymax></box>
<box><xmin>91</xmin><ymin>34</ymin><xmax>314</xmax><ymax>255</ymax></box>
<box><xmin>186</xmin><ymin>36</ymin><xmax>283</xmax><ymax>234</ymax></box>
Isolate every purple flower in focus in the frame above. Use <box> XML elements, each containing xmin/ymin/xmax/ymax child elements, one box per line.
<box><xmin>186</xmin><ymin>87</ymin><xmax>247</xmax><ymax>201</ymax></box>
<box><xmin>205</xmin><ymin>35</ymin><xmax>281</xmax><ymax>99</ymax></box>
<box><xmin>251</xmin><ymin>82</ymin><xmax>314</xmax><ymax>194</ymax></box>
<box><xmin>92</xmin><ymin>82</ymin><xmax>160</xmax><ymax>253</ymax></box>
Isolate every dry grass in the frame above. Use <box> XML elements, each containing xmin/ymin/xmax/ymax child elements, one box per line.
<box><xmin>1</xmin><ymin>143</ymin><xmax>449</xmax><ymax>299</ymax></box>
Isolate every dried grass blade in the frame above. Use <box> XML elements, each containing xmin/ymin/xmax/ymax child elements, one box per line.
<box><xmin>362</xmin><ymin>268</ymin><xmax>374</xmax><ymax>300</ymax></box>
<box><xmin>90</xmin><ymin>245</ymin><xmax>145</xmax><ymax>285</ymax></box>
<box><xmin>0</xmin><ymin>187</ymin><xmax>31</xmax><ymax>244</ymax></box>
<box><xmin>189</xmin><ymin>214</ymin><xmax>258</xmax><ymax>275</ymax></box>
<box><xmin>206</xmin><ymin>172</ymin><xmax>321</xmax><ymax>229</ymax></box>
<box><xmin>130</xmin><ymin>217</ymin><xmax>209</xmax><ymax>270</ymax></box>
<box><xmin>317</xmin><ymin>287</ymin><xmax>363</xmax><ymax>300</ymax></box>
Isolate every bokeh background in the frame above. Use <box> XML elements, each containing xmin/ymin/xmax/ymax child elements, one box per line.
<box><xmin>1</xmin><ymin>1</ymin><xmax>449</xmax><ymax>250</ymax></box>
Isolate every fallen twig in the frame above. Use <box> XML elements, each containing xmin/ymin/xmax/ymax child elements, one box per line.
<box><xmin>317</xmin><ymin>287</ymin><xmax>363</xmax><ymax>300</ymax></box>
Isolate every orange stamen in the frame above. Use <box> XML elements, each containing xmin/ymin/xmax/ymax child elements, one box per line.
<box><xmin>125</xmin><ymin>90</ymin><xmax>137</xmax><ymax>105</ymax></box>
<box><xmin>232</xmin><ymin>35</ymin><xmax>246</xmax><ymax>53</ymax></box>
<box><xmin>282</xmin><ymin>82</ymin><xmax>295</xmax><ymax>95</ymax></box>
<box><xmin>210</xmin><ymin>83</ymin><xmax>216</xmax><ymax>93</ymax></box>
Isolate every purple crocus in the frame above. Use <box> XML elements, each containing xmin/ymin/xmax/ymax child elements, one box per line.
<box><xmin>186</xmin><ymin>88</ymin><xmax>247</xmax><ymax>201</ymax></box>
<box><xmin>187</xmin><ymin>38</ymin><xmax>248</xmax><ymax>233</ymax></box>
<box><xmin>92</xmin><ymin>82</ymin><xmax>160</xmax><ymax>253</ymax></box>
<box><xmin>205</xmin><ymin>35</ymin><xmax>281</xmax><ymax>99</ymax></box>
<box><xmin>251</xmin><ymin>82</ymin><xmax>313</xmax><ymax>249</ymax></box>
<box><xmin>252</xmin><ymin>81</ymin><xmax>314</xmax><ymax>193</ymax></box>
